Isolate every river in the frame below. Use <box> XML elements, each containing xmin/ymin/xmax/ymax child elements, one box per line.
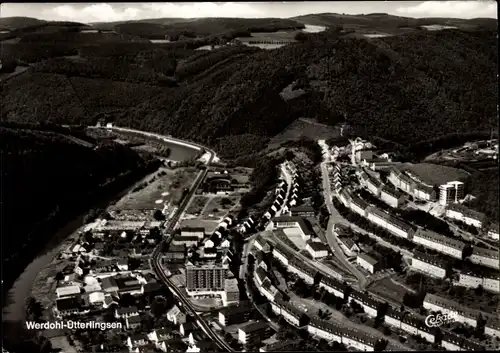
<box><xmin>2</xmin><ymin>142</ymin><xmax>198</xmax><ymax>323</ymax></box>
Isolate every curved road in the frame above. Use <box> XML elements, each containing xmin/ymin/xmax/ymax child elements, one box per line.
<box><xmin>108</xmin><ymin>126</ymin><xmax>232</xmax><ymax>351</ymax></box>
<box><xmin>320</xmin><ymin>161</ymin><xmax>368</xmax><ymax>289</ymax></box>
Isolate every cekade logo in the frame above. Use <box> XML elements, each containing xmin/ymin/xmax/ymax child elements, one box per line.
<box><xmin>425</xmin><ymin>312</ymin><xmax>458</xmax><ymax>327</ymax></box>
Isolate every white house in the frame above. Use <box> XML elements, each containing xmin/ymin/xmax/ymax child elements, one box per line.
<box><xmin>366</xmin><ymin>206</ymin><xmax>413</xmax><ymax>239</ymax></box>
<box><xmin>337</xmin><ymin>236</ymin><xmax>360</xmax><ymax>257</ymax></box>
<box><xmin>88</xmin><ymin>291</ymin><xmax>105</xmax><ymax>305</ymax></box>
<box><xmin>166</xmin><ymin>305</ymin><xmax>186</xmax><ymax>325</ymax></box>
<box><xmin>380</xmin><ymin>186</ymin><xmax>405</xmax><ymax>208</ymax></box>
<box><xmin>423</xmin><ymin>293</ymin><xmax>478</xmax><ymax>328</ymax></box>
<box><xmin>412</xmin><ymin>228</ymin><xmax>465</xmax><ymax>259</ymax></box>
<box><xmin>272</xmin><ymin>246</ymin><xmax>289</xmax><ymax>266</ymax></box>
<box><xmin>356</xmin><ymin>253</ymin><xmax>380</xmax><ymax>274</ymax></box>
<box><xmin>307</xmin><ymin>319</ymin><xmax>342</xmax><ymax>343</ymax></box>
<box><xmin>445</xmin><ymin>204</ymin><xmax>486</xmax><ymax>228</ymax></box>
<box><xmin>349</xmin><ymin>292</ymin><xmax>379</xmax><ymax>318</ymax></box>
<box><xmin>305</xmin><ymin>240</ymin><xmax>329</xmax><ymax>259</ymax></box>
<box><xmin>342</xmin><ymin>329</ymin><xmax>378</xmax><ymax>352</ymax></box>
<box><xmin>384</xmin><ymin>308</ymin><xmax>405</xmax><ymax>329</ymax></box>
<box><xmin>318</xmin><ymin>276</ymin><xmax>345</xmax><ymax>299</ymax></box>
<box><xmin>487</xmin><ymin>223</ymin><xmax>499</xmax><ymax>240</ymax></box>
<box><xmin>469</xmin><ymin>247</ymin><xmax>499</xmax><ymax>269</ymax></box>
<box><xmin>411</xmin><ymin>251</ymin><xmax>447</xmax><ymax>279</ymax></box>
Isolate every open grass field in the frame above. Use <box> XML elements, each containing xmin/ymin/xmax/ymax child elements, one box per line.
<box><xmin>368</xmin><ymin>277</ymin><xmax>409</xmax><ymax>306</ymax></box>
<box><xmin>201</xmin><ymin>196</ymin><xmax>240</xmax><ymax>219</ymax></box>
<box><xmin>185</xmin><ymin>195</ymin><xmax>210</xmax><ymax>215</ymax></box>
<box><xmin>113</xmin><ymin>167</ymin><xmax>199</xmax><ymax>210</ymax></box>
<box><xmin>178</xmin><ymin>219</ymin><xmax>219</xmax><ymax>234</ymax></box>
<box><xmin>268</xmin><ymin>118</ymin><xmax>340</xmax><ymax>148</ymax></box>
<box><xmin>402</xmin><ymin>162</ymin><xmax>470</xmax><ymax>186</ymax></box>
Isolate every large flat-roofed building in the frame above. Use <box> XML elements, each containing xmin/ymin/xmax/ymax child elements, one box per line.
<box><xmin>180</xmin><ymin>227</ymin><xmax>205</xmax><ymax>239</ymax></box>
<box><xmin>423</xmin><ymin>293</ymin><xmax>479</xmax><ymax>328</ymax></box>
<box><xmin>445</xmin><ymin>203</ymin><xmax>486</xmax><ymax>228</ymax></box>
<box><xmin>185</xmin><ymin>262</ymin><xmax>228</xmax><ymax>292</ymax></box>
<box><xmin>469</xmin><ymin>246</ymin><xmax>499</xmax><ymax>269</ymax></box>
<box><xmin>272</xmin><ymin>216</ymin><xmax>314</xmax><ymax>240</ymax></box>
<box><xmin>238</xmin><ymin>321</ymin><xmax>272</xmax><ymax>345</ymax></box>
<box><xmin>412</xmin><ymin>228</ymin><xmax>466</xmax><ymax>259</ymax></box>
<box><xmin>305</xmin><ymin>240</ymin><xmax>329</xmax><ymax>259</ymax></box>
<box><xmin>356</xmin><ymin>253</ymin><xmax>380</xmax><ymax>274</ymax></box>
<box><xmin>380</xmin><ymin>186</ymin><xmax>405</xmax><ymax>208</ymax></box>
<box><xmin>411</xmin><ymin>250</ymin><xmax>447</xmax><ymax>279</ymax></box>
<box><xmin>439</xmin><ymin>181</ymin><xmax>465</xmax><ymax>206</ymax></box>
<box><xmin>366</xmin><ymin>206</ymin><xmax>414</xmax><ymax>239</ymax></box>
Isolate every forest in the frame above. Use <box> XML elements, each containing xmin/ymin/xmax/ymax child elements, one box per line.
<box><xmin>2</xmin><ymin>28</ymin><xmax>496</xmax><ymax>163</ymax></box>
<box><xmin>1</xmin><ymin>125</ymin><xmax>158</xmax><ymax>295</ymax></box>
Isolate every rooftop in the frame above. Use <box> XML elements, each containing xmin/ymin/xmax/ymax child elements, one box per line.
<box><xmin>357</xmin><ymin>253</ymin><xmax>378</xmax><ymax>266</ymax></box>
<box><xmin>366</xmin><ymin>206</ymin><xmax>414</xmax><ymax>232</ymax></box>
<box><xmin>471</xmin><ymin>246</ymin><xmax>499</xmax><ymax>259</ymax></box>
<box><xmin>239</xmin><ymin>321</ymin><xmax>269</xmax><ymax>333</ymax></box>
<box><xmin>412</xmin><ymin>250</ymin><xmax>448</xmax><ymax>268</ymax></box>
<box><xmin>413</xmin><ymin>228</ymin><xmax>466</xmax><ymax>250</ymax></box>
<box><xmin>403</xmin><ymin>163</ymin><xmax>469</xmax><ymax>187</ymax></box>
<box><xmin>447</xmin><ymin>203</ymin><xmax>486</xmax><ymax>221</ymax></box>
<box><xmin>306</xmin><ymin>240</ymin><xmax>329</xmax><ymax>252</ymax></box>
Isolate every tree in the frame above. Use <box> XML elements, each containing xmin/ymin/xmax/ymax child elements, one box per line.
<box><xmin>153</xmin><ymin>209</ymin><xmax>166</xmax><ymax>221</ymax></box>
<box><xmin>119</xmin><ymin>293</ymin><xmax>136</xmax><ymax>308</ymax></box>
<box><xmin>54</xmin><ymin>271</ymin><xmax>64</xmax><ymax>281</ymax></box>
<box><xmin>151</xmin><ymin>296</ymin><xmax>167</xmax><ymax>318</ymax></box>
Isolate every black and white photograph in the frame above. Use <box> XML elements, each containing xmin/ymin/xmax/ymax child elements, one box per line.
<box><xmin>1</xmin><ymin>1</ymin><xmax>498</xmax><ymax>352</ymax></box>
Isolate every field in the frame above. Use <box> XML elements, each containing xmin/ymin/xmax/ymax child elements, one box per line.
<box><xmin>367</xmin><ymin>277</ymin><xmax>410</xmax><ymax>306</ymax></box>
<box><xmin>178</xmin><ymin>219</ymin><xmax>219</xmax><ymax>234</ymax></box>
<box><xmin>402</xmin><ymin>163</ymin><xmax>470</xmax><ymax>186</ymax></box>
<box><xmin>185</xmin><ymin>195</ymin><xmax>210</xmax><ymax>215</ymax></box>
<box><xmin>268</xmin><ymin>118</ymin><xmax>340</xmax><ymax>148</ymax></box>
<box><xmin>112</xmin><ymin>167</ymin><xmax>199</xmax><ymax>211</ymax></box>
<box><xmin>201</xmin><ymin>196</ymin><xmax>240</xmax><ymax>220</ymax></box>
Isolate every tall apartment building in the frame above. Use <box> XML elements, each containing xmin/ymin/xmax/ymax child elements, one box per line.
<box><xmin>185</xmin><ymin>262</ymin><xmax>228</xmax><ymax>292</ymax></box>
<box><xmin>439</xmin><ymin>181</ymin><xmax>465</xmax><ymax>206</ymax></box>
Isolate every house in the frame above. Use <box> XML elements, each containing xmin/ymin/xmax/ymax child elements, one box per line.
<box><xmin>469</xmin><ymin>246</ymin><xmax>499</xmax><ymax>269</ymax></box>
<box><xmin>88</xmin><ymin>291</ymin><xmax>105</xmax><ymax>305</ymax></box>
<box><xmin>56</xmin><ymin>285</ymin><xmax>81</xmax><ymax>298</ymax></box>
<box><xmin>54</xmin><ymin>297</ymin><xmax>84</xmax><ymax>317</ymax></box>
<box><xmin>441</xmin><ymin>332</ymin><xmax>463</xmax><ymax>351</ymax></box>
<box><xmin>101</xmin><ymin>277</ymin><xmax>119</xmax><ymax>293</ymax></box>
<box><xmin>218</xmin><ymin>302</ymin><xmax>251</xmax><ymax>326</ymax></box>
<box><xmin>380</xmin><ymin>186</ymin><xmax>405</xmax><ymax>208</ymax></box>
<box><xmin>342</xmin><ymin>328</ymin><xmax>379</xmax><ymax>352</ymax></box>
<box><xmin>337</xmin><ymin>236</ymin><xmax>360</xmax><ymax>257</ymax></box>
<box><xmin>164</xmin><ymin>244</ymin><xmax>186</xmax><ymax>263</ymax></box>
<box><xmin>272</xmin><ymin>245</ymin><xmax>289</xmax><ymax>266</ymax></box>
<box><xmin>485</xmin><ymin>318</ymin><xmax>500</xmax><ymax>339</ymax></box>
<box><xmin>307</xmin><ymin>318</ymin><xmax>342</xmax><ymax>343</ymax></box>
<box><xmin>271</xmin><ymin>299</ymin><xmax>309</xmax><ymax>327</ymax></box>
<box><xmin>255</xmin><ymin>251</ymin><xmax>268</xmax><ymax>271</ymax></box>
<box><xmin>411</xmin><ymin>250</ymin><xmax>447</xmax><ymax>279</ymax></box>
<box><xmin>487</xmin><ymin>223</ymin><xmax>499</xmax><ymax>240</ymax></box>
<box><xmin>423</xmin><ymin>293</ymin><xmax>479</xmax><ymax>327</ymax></box>
<box><xmin>412</xmin><ymin>228</ymin><xmax>466</xmax><ymax>259</ymax></box>
<box><xmin>147</xmin><ymin>328</ymin><xmax>172</xmax><ymax>350</ymax></box>
<box><xmin>179</xmin><ymin>322</ymin><xmax>196</xmax><ymax>337</ymax></box>
<box><xmin>400</xmin><ymin>314</ymin><xmax>420</xmax><ymax>335</ymax></box>
<box><xmin>180</xmin><ymin>227</ymin><xmax>205</xmax><ymax>239</ymax></box>
<box><xmin>260</xmin><ymin>279</ymin><xmax>281</xmax><ymax>302</ymax></box>
<box><xmin>289</xmin><ymin>205</ymin><xmax>315</xmax><ymax>217</ymax></box>
<box><xmin>115</xmin><ymin>306</ymin><xmax>139</xmax><ymax>319</ymax></box>
<box><xmin>103</xmin><ymin>295</ymin><xmax>118</xmax><ymax>309</ymax></box>
<box><xmin>172</xmin><ymin>235</ymin><xmax>199</xmax><ymax>247</ymax></box>
<box><xmin>117</xmin><ymin>258</ymin><xmax>128</xmax><ymax>271</ymax></box>
<box><xmin>356</xmin><ymin>253</ymin><xmax>381</xmax><ymax>274</ymax></box>
<box><xmin>349</xmin><ymin>290</ymin><xmax>379</xmax><ymax>318</ymax></box>
<box><xmin>318</xmin><ymin>276</ymin><xmax>347</xmax><ymax>298</ymax></box>
<box><xmin>366</xmin><ymin>206</ymin><xmax>414</xmax><ymax>239</ymax></box>
<box><xmin>445</xmin><ymin>203</ymin><xmax>486</xmax><ymax>228</ymax></box>
<box><xmin>126</xmin><ymin>334</ymin><xmax>148</xmax><ymax>350</ymax></box>
<box><xmin>288</xmin><ymin>258</ymin><xmax>318</xmax><ymax>285</ymax></box>
<box><xmin>126</xmin><ymin>314</ymin><xmax>142</xmax><ymax>329</ymax></box>
<box><xmin>116</xmin><ymin>277</ymin><xmax>144</xmax><ymax>296</ymax></box>
<box><xmin>305</xmin><ymin>240</ymin><xmax>329</xmax><ymax>259</ymax></box>
<box><xmin>255</xmin><ymin>267</ymin><xmax>269</xmax><ymax>286</ymax></box>
<box><xmin>384</xmin><ymin>308</ymin><xmax>406</xmax><ymax>329</ymax></box>
<box><xmin>166</xmin><ymin>305</ymin><xmax>186</xmax><ymax>325</ymax></box>
<box><xmin>238</xmin><ymin>321</ymin><xmax>272</xmax><ymax>345</ymax></box>
<box><xmin>349</xmin><ymin>194</ymin><xmax>369</xmax><ymax>217</ymax></box>
<box><xmin>254</xmin><ymin>236</ymin><xmax>268</xmax><ymax>251</ymax></box>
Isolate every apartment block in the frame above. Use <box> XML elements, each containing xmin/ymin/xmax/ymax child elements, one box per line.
<box><xmin>380</xmin><ymin>186</ymin><xmax>405</xmax><ymax>208</ymax></box>
<box><xmin>349</xmin><ymin>290</ymin><xmax>379</xmax><ymax>318</ymax></box>
<box><xmin>485</xmin><ymin>318</ymin><xmax>500</xmax><ymax>339</ymax></box>
<box><xmin>185</xmin><ymin>262</ymin><xmax>228</xmax><ymax>292</ymax></box>
<box><xmin>412</xmin><ymin>228</ymin><xmax>466</xmax><ymax>259</ymax></box>
<box><xmin>423</xmin><ymin>293</ymin><xmax>478</xmax><ymax>328</ymax></box>
<box><xmin>238</xmin><ymin>321</ymin><xmax>272</xmax><ymax>345</ymax></box>
<box><xmin>487</xmin><ymin>223</ymin><xmax>499</xmax><ymax>240</ymax></box>
<box><xmin>356</xmin><ymin>253</ymin><xmax>381</xmax><ymax>274</ymax></box>
<box><xmin>366</xmin><ymin>206</ymin><xmax>414</xmax><ymax>239</ymax></box>
<box><xmin>288</xmin><ymin>258</ymin><xmax>318</xmax><ymax>285</ymax></box>
<box><xmin>350</xmin><ymin>194</ymin><xmax>369</xmax><ymax>217</ymax></box>
<box><xmin>384</xmin><ymin>308</ymin><xmax>406</xmax><ymax>330</ymax></box>
<box><xmin>439</xmin><ymin>181</ymin><xmax>465</xmax><ymax>206</ymax></box>
<box><xmin>469</xmin><ymin>246</ymin><xmax>499</xmax><ymax>269</ymax></box>
<box><xmin>411</xmin><ymin>251</ymin><xmax>447</xmax><ymax>279</ymax></box>
<box><xmin>445</xmin><ymin>204</ymin><xmax>486</xmax><ymax>228</ymax></box>
<box><xmin>318</xmin><ymin>276</ymin><xmax>347</xmax><ymax>299</ymax></box>
<box><xmin>307</xmin><ymin>319</ymin><xmax>342</xmax><ymax>343</ymax></box>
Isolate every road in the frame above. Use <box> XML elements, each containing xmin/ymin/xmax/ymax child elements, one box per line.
<box><xmin>320</xmin><ymin>161</ymin><xmax>369</xmax><ymax>289</ymax></box>
<box><xmin>117</xmin><ymin>126</ymin><xmax>232</xmax><ymax>351</ymax></box>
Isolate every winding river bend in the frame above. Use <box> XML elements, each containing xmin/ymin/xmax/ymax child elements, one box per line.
<box><xmin>2</xmin><ymin>140</ymin><xmax>199</xmax><ymax>323</ymax></box>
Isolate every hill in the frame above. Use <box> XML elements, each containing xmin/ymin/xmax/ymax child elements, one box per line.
<box><xmin>1</xmin><ymin>124</ymin><xmax>158</xmax><ymax>294</ymax></box>
<box><xmin>291</xmin><ymin>13</ymin><xmax>497</xmax><ymax>34</ymax></box>
<box><xmin>0</xmin><ymin>16</ymin><xmax>47</xmax><ymax>30</ymax></box>
<box><xmin>0</xmin><ymin>24</ymin><xmax>497</xmax><ymax>163</ymax></box>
